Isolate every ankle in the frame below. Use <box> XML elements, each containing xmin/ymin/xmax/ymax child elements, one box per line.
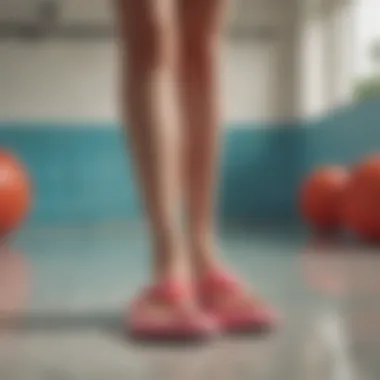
<box><xmin>189</xmin><ymin>236</ymin><xmax>220</xmax><ymax>277</ymax></box>
<box><xmin>152</xmin><ymin>235</ymin><xmax>189</xmax><ymax>282</ymax></box>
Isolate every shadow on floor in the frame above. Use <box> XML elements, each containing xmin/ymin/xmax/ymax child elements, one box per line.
<box><xmin>1</xmin><ymin>311</ymin><xmax>123</xmax><ymax>334</ymax></box>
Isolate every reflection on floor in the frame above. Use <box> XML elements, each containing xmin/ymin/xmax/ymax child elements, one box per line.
<box><xmin>0</xmin><ymin>225</ymin><xmax>379</xmax><ymax>380</ymax></box>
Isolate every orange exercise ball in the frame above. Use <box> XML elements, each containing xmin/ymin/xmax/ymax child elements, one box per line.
<box><xmin>300</xmin><ymin>166</ymin><xmax>349</xmax><ymax>231</ymax></box>
<box><xmin>344</xmin><ymin>155</ymin><xmax>380</xmax><ymax>242</ymax></box>
<box><xmin>0</xmin><ymin>150</ymin><xmax>31</xmax><ymax>237</ymax></box>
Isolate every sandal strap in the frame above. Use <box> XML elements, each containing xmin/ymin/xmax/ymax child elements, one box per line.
<box><xmin>146</xmin><ymin>281</ymin><xmax>188</xmax><ymax>303</ymax></box>
<box><xmin>202</xmin><ymin>271</ymin><xmax>242</xmax><ymax>293</ymax></box>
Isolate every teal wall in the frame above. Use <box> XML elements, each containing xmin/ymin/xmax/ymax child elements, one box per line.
<box><xmin>1</xmin><ymin>98</ymin><xmax>380</xmax><ymax>225</ymax></box>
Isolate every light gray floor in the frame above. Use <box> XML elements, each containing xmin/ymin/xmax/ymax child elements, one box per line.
<box><xmin>0</xmin><ymin>224</ymin><xmax>378</xmax><ymax>380</ymax></box>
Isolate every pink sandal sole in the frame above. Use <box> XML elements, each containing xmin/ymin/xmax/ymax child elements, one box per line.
<box><xmin>198</xmin><ymin>271</ymin><xmax>278</xmax><ymax>334</ymax></box>
<box><xmin>127</xmin><ymin>280</ymin><xmax>219</xmax><ymax>341</ymax></box>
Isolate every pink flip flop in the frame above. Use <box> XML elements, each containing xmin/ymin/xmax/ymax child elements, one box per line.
<box><xmin>198</xmin><ymin>271</ymin><xmax>278</xmax><ymax>334</ymax></box>
<box><xmin>127</xmin><ymin>280</ymin><xmax>219</xmax><ymax>342</ymax></box>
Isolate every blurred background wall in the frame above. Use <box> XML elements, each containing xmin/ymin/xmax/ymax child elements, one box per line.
<box><xmin>0</xmin><ymin>0</ymin><xmax>379</xmax><ymax>225</ymax></box>
<box><xmin>0</xmin><ymin>0</ymin><xmax>299</xmax><ymax>123</ymax></box>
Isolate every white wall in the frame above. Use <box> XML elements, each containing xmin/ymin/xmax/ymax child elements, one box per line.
<box><xmin>355</xmin><ymin>0</ymin><xmax>380</xmax><ymax>76</ymax></box>
<box><xmin>0</xmin><ymin>41</ymin><xmax>119</xmax><ymax>122</ymax></box>
<box><xmin>0</xmin><ymin>39</ymin><xmax>284</xmax><ymax>124</ymax></box>
<box><xmin>298</xmin><ymin>16</ymin><xmax>327</xmax><ymax>117</ymax></box>
<box><xmin>296</xmin><ymin>0</ymin><xmax>356</xmax><ymax>118</ymax></box>
<box><xmin>0</xmin><ymin>0</ymin><xmax>356</xmax><ymax>125</ymax></box>
<box><xmin>0</xmin><ymin>0</ymin><xmax>300</xmax><ymax>125</ymax></box>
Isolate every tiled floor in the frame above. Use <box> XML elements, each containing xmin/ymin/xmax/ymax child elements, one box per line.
<box><xmin>0</xmin><ymin>224</ymin><xmax>379</xmax><ymax>379</ymax></box>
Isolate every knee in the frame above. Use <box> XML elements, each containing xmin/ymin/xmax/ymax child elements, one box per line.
<box><xmin>180</xmin><ymin>27</ymin><xmax>219</xmax><ymax>73</ymax></box>
<box><xmin>180</xmin><ymin>5</ymin><xmax>223</xmax><ymax>65</ymax></box>
<box><xmin>123</xmin><ymin>26</ymin><xmax>168</xmax><ymax>72</ymax></box>
<box><xmin>118</xmin><ymin>4</ymin><xmax>170</xmax><ymax>72</ymax></box>
<box><xmin>183</xmin><ymin>22</ymin><xmax>216</xmax><ymax>57</ymax></box>
<box><xmin>130</xmin><ymin>29</ymin><xmax>168</xmax><ymax>71</ymax></box>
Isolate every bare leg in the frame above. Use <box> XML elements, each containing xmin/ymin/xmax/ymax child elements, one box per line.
<box><xmin>178</xmin><ymin>1</ymin><xmax>277</xmax><ymax>331</ymax></box>
<box><xmin>177</xmin><ymin>0</ymin><xmax>226</xmax><ymax>274</ymax></box>
<box><xmin>117</xmin><ymin>0</ymin><xmax>220</xmax><ymax>341</ymax></box>
<box><xmin>117</xmin><ymin>0</ymin><xmax>183</xmax><ymax>281</ymax></box>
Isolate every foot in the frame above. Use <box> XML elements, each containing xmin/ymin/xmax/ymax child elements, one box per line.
<box><xmin>127</xmin><ymin>279</ymin><xmax>219</xmax><ymax>342</ymax></box>
<box><xmin>197</xmin><ymin>269</ymin><xmax>278</xmax><ymax>334</ymax></box>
